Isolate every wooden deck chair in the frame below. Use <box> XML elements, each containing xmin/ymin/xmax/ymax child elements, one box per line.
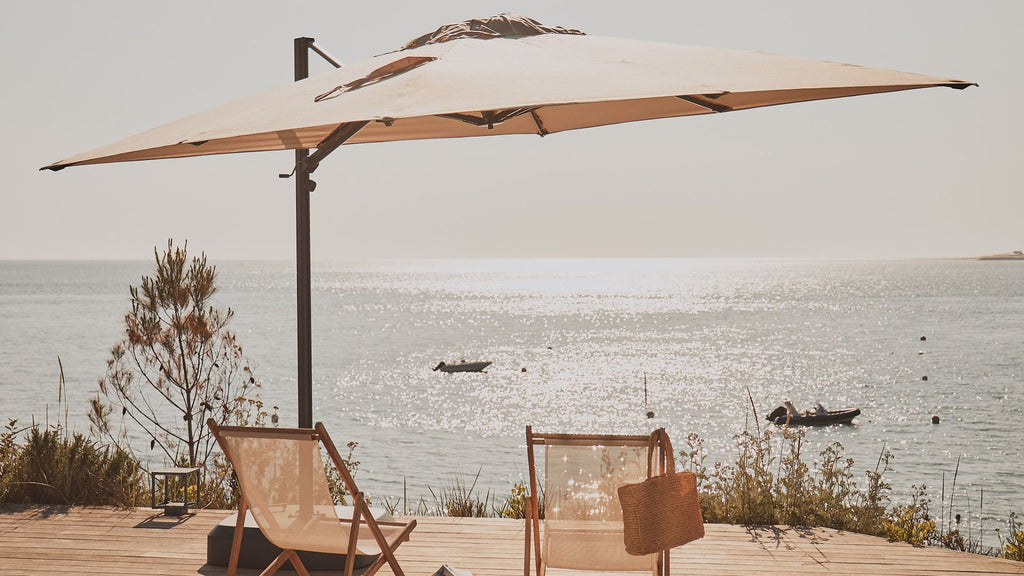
<box><xmin>524</xmin><ymin>427</ymin><xmax>670</xmax><ymax>576</ymax></box>
<box><xmin>208</xmin><ymin>419</ymin><xmax>416</xmax><ymax>576</ymax></box>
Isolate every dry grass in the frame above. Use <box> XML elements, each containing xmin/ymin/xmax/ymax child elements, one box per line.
<box><xmin>0</xmin><ymin>421</ymin><xmax>147</xmax><ymax>507</ymax></box>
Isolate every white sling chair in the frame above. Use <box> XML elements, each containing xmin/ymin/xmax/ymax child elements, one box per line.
<box><xmin>209</xmin><ymin>420</ymin><xmax>416</xmax><ymax>576</ymax></box>
<box><xmin>525</xmin><ymin>427</ymin><xmax>669</xmax><ymax>576</ymax></box>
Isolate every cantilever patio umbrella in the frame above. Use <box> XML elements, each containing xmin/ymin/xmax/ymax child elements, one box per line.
<box><xmin>42</xmin><ymin>14</ymin><xmax>974</xmax><ymax>427</ymax></box>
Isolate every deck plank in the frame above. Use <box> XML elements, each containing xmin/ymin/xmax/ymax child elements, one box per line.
<box><xmin>0</xmin><ymin>505</ymin><xmax>1021</xmax><ymax>576</ymax></box>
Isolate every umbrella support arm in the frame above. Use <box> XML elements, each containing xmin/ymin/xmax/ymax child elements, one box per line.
<box><xmin>308</xmin><ymin>43</ymin><xmax>345</xmax><ymax>69</ymax></box>
<box><xmin>438</xmin><ymin>107</ymin><xmax>536</xmax><ymax>130</ymax></box>
<box><xmin>304</xmin><ymin>121</ymin><xmax>370</xmax><ymax>173</ymax></box>
<box><xmin>293</xmin><ymin>37</ymin><xmax>343</xmax><ymax>429</ymax></box>
<box><xmin>676</xmin><ymin>94</ymin><xmax>733</xmax><ymax>113</ymax></box>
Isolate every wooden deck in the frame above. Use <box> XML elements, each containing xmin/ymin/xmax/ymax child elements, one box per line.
<box><xmin>1</xmin><ymin>505</ymin><xmax>1021</xmax><ymax>576</ymax></box>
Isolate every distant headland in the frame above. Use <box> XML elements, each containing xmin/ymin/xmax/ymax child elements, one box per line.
<box><xmin>977</xmin><ymin>250</ymin><xmax>1024</xmax><ymax>260</ymax></box>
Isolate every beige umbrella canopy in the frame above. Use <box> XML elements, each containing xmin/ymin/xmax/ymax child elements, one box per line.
<box><xmin>42</xmin><ymin>14</ymin><xmax>973</xmax><ymax>170</ymax></box>
<box><xmin>42</xmin><ymin>14</ymin><xmax>974</xmax><ymax>426</ymax></box>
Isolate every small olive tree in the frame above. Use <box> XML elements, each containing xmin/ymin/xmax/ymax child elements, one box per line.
<box><xmin>91</xmin><ymin>240</ymin><xmax>263</xmax><ymax>467</ymax></box>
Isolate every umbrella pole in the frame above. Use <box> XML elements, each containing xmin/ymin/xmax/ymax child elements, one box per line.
<box><xmin>295</xmin><ymin>37</ymin><xmax>313</xmax><ymax>429</ymax></box>
<box><xmin>292</xmin><ymin>37</ymin><xmax>345</xmax><ymax>429</ymax></box>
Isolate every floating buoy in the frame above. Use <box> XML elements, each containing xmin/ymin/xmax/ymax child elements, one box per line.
<box><xmin>931</xmin><ymin>415</ymin><xmax>940</xmax><ymax>424</ymax></box>
<box><xmin>922</xmin><ymin>375</ymin><xmax>929</xmax><ymax>381</ymax></box>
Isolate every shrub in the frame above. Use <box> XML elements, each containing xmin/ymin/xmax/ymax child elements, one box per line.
<box><xmin>684</xmin><ymin>427</ymin><xmax>891</xmax><ymax>534</ymax></box>
<box><xmin>497</xmin><ymin>481</ymin><xmax>528</xmax><ymax>519</ymax></box>
<box><xmin>853</xmin><ymin>447</ymin><xmax>892</xmax><ymax>535</ymax></box>
<box><xmin>702</xmin><ymin>429</ymin><xmax>778</xmax><ymax>524</ymax></box>
<box><xmin>0</xmin><ymin>419</ymin><xmax>22</xmax><ymax>502</ymax></box>
<box><xmin>324</xmin><ymin>440</ymin><xmax>362</xmax><ymax>506</ymax></box>
<box><xmin>1001</xmin><ymin>513</ymin><xmax>1024</xmax><ymax>561</ymax></box>
<box><xmin>1</xmin><ymin>423</ymin><xmax>147</xmax><ymax>507</ymax></box>
<box><xmin>884</xmin><ymin>485</ymin><xmax>935</xmax><ymax>546</ymax></box>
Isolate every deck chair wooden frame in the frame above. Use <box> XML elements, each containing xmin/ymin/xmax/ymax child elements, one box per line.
<box><xmin>525</xmin><ymin>427</ymin><xmax>670</xmax><ymax>576</ymax></box>
<box><xmin>209</xmin><ymin>419</ymin><xmax>416</xmax><ymax>576</ymax></box>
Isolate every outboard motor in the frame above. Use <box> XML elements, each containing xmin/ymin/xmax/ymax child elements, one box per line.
<box><xmin>766</xmin><ymin>406</ymin><xmax>787</xmax><ymax>423</ymax></box>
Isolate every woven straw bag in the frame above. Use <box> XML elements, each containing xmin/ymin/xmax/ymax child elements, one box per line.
<box><xmin>617</xmin><ymin>429</ymin><xmax>705</xmax><ymax>556</ymax></box>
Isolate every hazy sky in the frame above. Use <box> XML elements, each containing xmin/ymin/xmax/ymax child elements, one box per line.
<box><xmin>2</xmin><ymin>1</ymin><xmax>1020</xmax><ymax>260</ymax></box>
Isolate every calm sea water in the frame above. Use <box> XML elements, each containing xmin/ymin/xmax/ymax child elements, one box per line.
<box><xmin>1</xmin><ymin>258</ymin><xmax>1022</xmax><ymax>535</ymax></box>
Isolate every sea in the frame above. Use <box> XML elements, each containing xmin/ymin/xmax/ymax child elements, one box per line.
<box><xmin>1</xmin><ymin>258</ymin><xmax>1021</xmax><ymax>542</ymax></box>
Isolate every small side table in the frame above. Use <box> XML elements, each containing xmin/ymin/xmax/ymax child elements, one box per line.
<box><xmin>151</xmin><ymin>466</ymin><xmax>202</xmax><ymax>516</ymax></box>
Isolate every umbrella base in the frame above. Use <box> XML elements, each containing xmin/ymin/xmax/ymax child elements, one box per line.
<box><xmin>206</xmin><ymin>506</ymin><xmax>393</xmax><ymax>570</ymax></box>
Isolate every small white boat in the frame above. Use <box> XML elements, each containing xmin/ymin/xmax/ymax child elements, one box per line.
<box><xmin>433</xmin><ymin>361</ymin><xmax>491</xmax><ymax>373</ymax></box>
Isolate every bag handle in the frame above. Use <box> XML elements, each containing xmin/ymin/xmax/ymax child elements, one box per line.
<box><xmin>646</xmin><ymin>428</ymin><xmax>676</xmax><ymax>478</ymax></box>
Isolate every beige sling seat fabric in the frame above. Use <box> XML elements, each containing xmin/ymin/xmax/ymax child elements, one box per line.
<box><xmin>526</xmin><ymin>428</ymin><xmax>665</xmax><ymax>576</ymax></box>
<box><xmin>209</xmin><ymin>420</ymin><xmax>416</xmax><ymax>576</ymax></box>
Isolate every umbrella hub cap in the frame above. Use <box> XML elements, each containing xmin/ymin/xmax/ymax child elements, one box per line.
<box><xmin>400</xmin><ymin>13</ymin><xmax>585</xmax><ymax>51</ymax></box>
